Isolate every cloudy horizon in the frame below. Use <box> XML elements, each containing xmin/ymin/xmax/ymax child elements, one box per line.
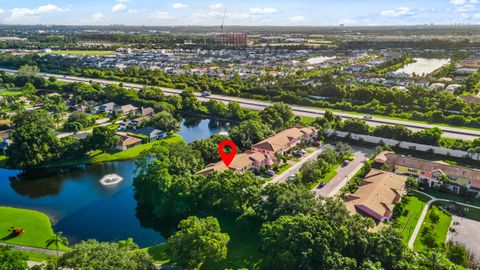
<box><xmin>1</xmin><ymin>0</ymin><xmax>480</xmax><ymax>26</ymax></box>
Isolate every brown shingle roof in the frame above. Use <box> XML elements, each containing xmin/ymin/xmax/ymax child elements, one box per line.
<box><xmin>252</xmin><ymin>127</ymin><xmax>313</xmax><ymax>152</ymax></box>
<box><xmin>345</xmin><ymin>169</ymin><xmax>407</xmax><ymax>221</ymax></box>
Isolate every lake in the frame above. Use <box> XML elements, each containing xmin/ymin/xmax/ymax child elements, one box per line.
<box><xmin>0</xmin><ymin>117</ymin><xmax>230</xmax><ymax>247</ymax></box>
<box><xmin>394</xmin><ymin>58</ymin><xmax>450</xmax><ymax>76</ymax></box>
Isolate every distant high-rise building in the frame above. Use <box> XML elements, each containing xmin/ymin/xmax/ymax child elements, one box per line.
<box><xmin>215</xmin><ymin>32</ymin><xmax>247</xmax><ymax>46</ymax></box>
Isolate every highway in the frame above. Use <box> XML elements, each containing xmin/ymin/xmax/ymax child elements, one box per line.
<box><xmin>2</xmin><ymin>68</ymin><xmax>479</xmax><ymax>140</ymax></box>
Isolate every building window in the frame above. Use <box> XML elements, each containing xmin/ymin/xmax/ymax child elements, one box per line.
<box><xmin>408</xmin><ymin>168</ymin><xmax>418</xmax><ymax>174</ymax></box>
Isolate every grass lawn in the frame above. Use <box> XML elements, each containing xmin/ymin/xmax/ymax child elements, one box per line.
<box><xmin>393</xmin><ymin>193</ymin><xmax>431</xmax><ymax>244</ymax></box>
<box><xmin>421</xmin><ymin>189</ymin><xmax>480</xmax><ymax>207</ymax></box>
<box><xmin>435</xmin><ymin>201</ymin><xmax>480</xmax><ymax>222</ymax></box>
<box><xmin>42</xmin><ymin>134</ymin><xmax>183</xmax><ymax>168</ymax></box>
<box><xmin>49</xmin><ymin>50</ymin><xmax>115</xmax><ymax>56</ymax></box>
<box><xmin>143</xmin><ymin>244</ymin><xmax>171</xmax><ymax>265</ymax></box>
<box><xmin>0</xmin><ymin>155</ymin><xmax>7</xmax><ymax>167</ymax></box>
<box><xmin>24</xmin><ymin>251</ymin><xmax>54</xmax><ymax>262</ymax></box>
<box><xmin>308</xmin><ymin>163</ymin><xmax>341</xmax><ymax>189</ymax></box>
<box><xmin>0</xmin><ymin>207</ymin><xmax>67</xmax><ymax>250</ymax></box>
<box><xmin>413</xmin><ymin>205</ymin><xmax>452</xmax><ymax>252</ymax></box>
<box><xmin>276</xmin><ymin>163</ymin><xmax>292</xmax><ymax>174</ymax></box>
<box><xmin>0</xmin><ymin>88</ymin><xmax>24</xmax><ymax>96</ymax></box>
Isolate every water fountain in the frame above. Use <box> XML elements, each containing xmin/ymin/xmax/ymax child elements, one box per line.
<box><xmin>99</xmin><ymin>174</ymin><xmax>124</xmax><ymax>186</ymax></box>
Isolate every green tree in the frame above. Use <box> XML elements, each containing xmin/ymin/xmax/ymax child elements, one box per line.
<box><xmin>7</xmin><ymin>110</ymin><xmax>60</xmax><ymax>168</ymax></box>
<box><xmin>167</xmin><ymin>216</ymin><xmax>229</xmax><ymax>269</ymax></box>
<box><xmin>0</xmin><ymin>246</ymin><xmax>28</xmax><ymax>270</ymax></box>
<box><xmin>88</xmin><ymin>126</ymin><xmax>119</xmax><ymax>152</ymax></box>
<box><xmin>147</xmin><ymin>111</ymin><xmax>180</xmax><ymax>133</ymax></box>
<box><xmin>118</xmin><ymin>238</ymin><xmax>139</xmax><ymax>250</ymax></box>
<box><xmin>59</xmin><ymin>240</ymin><xmax>155</xmax><ymax>270</ymax></box>
<box><xmin>229</xmin><ymin>119</ymin><xmax>273</xmax><ymax>150</ymax></box>
<box><xmin>258</xmin><ymin>102</ymin><xmax>295</xmax><ymax>131</ymax></box>
<box><xmin>18</xmin><ymin>64</ymin><xmax>39</xmax><ymax>77</ymax></box>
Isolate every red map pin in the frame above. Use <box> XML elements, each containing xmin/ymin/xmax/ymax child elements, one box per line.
<box><xmin>218</xmin><ymin>140</ymin><xmax>237</xmax><ymax>167</ymax></box>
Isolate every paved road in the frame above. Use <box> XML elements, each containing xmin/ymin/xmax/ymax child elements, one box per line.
<box><xmin>265</xmin><ymin>146</ymin><xmax>325</xmax><ymax>186</ymax></box>
<box><xmin>2</xmin><ymin>68</ymin><xmax>478</xmax><ymax>140</ymax></box>
<box><xmin>407</xmin><ymin>190</ymin><xmax>480</xmax><ymax>248</ymax></box>
<box><xmin>314</xmin><ymin>151</ymin><xmax>368</xmax><ymax>198</ymax></box>
<box><xmin>0</xmin><ymin>242</ymin><xmax>65</xmax><ymax>256</ymax></box>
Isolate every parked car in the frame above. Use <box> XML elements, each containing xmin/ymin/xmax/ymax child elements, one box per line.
<box><xmin>363</xmin><ymin>115</ymin><xmax>373</xmax><ymax>120</ymax></box>
<box><xmin>318</xmin><ymin>182</ymin><xmax>327</xmax><ymax>188</ymax></box>
<box><xmin>265</xmin><ymin>170</ymin><xmax>275</xmax><ymax>177</ymax></box>
<box><xmin>201</xmin><ymin>91</ymin><xmax>211</xmax><ymax>97</ymax></box>
<box><xmin>312</xmin><ymin>141</ymin><xmax>321</xmax><ymax>146</ymax></box>
<box><xmin>292</xmin><ymin>152</ymin><xmax>303</xmax><ymax>158</ymax></box>
<box><xmin>342</xmin><ymin>160</ymin><xmax>349</xmax><ymax>167</ymax></box>
<box><xmin>287</xmin><ymin>174</ymin><xmax>297</xmax><ymax>182</ymax></box>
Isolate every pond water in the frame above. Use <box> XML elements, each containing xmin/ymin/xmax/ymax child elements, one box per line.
<box><xmin>394</xmin><ymin>58</ymin><xmax>450</xmax><ymax>76</ymax></box>
<box><xmin>0</xmin><ymin>117</ymin><xmax>230</xmax><ymax>247</ymax></box>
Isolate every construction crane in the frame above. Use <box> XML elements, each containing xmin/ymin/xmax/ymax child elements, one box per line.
<box><xmin>220</xmin><ymin>8</ymin><xmax>227</xmax><ymax>31</ymax></box>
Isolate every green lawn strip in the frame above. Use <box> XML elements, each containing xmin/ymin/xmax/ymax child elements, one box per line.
<box><xmin>308</xmin><ymin>163</ymin><xmax>341</xmax><ymax>190</ymax></box>
<box><xmin>421</xmin><ymin>189</ymin><xmax>480</xmax><ymax>207</ymax></box>
<box><xmin>0</xmin><ymin>207</ymin><xmax>67</xmax><ymax>251</ymax></box>
<box><xmin>49</xmin><ymin>50</ymin><xmax>115</xmax><ymax>56</ymax></box>
<box><xmin>143</xmin><ymin>244</ymin><xmax>171</xmax><ymax>265</ymax></box>
<box><xmin>41</xmin><ymin>134</ymin><xmax>183</xmax><ymax>168</ymax></box>
<box><xmin>276</xmin><ymin>163</ymin><xmax>292</xmax><ymax>174</ymax></box>
<box><xmin>0</xmin><ymin>88</ymin><xmax>24</xmax><ymax>96</ymax></box>
<box><xmin>392</xmin><ymin>193</ymin><xmax>431</xmax><ymax>244</ymax></box>
<box><xmin>0</xmin><ymin>155</ymin><xmax>7</xmax><ymax>167</ymax></box>
<box><xmin>89</xmin><ymin>135</ymin><xmax>182</xmax><ymax>163</ymax></box>
<box><xmin>413</xmin><ymin>205</ymin><xmax>452</xmax><ymax>252</ymax></box>
<box><xmin>24</xmin><ymin>251</ymin><xmax>55</xmax><ymax>262</ymax></box>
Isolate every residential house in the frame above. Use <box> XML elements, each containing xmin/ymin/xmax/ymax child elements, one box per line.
<box><xmin>375</xmin><ymin>151</ymin><xmax>480</xmax><ymax>197</ymax></box>
<box><xmin>197</xmin><ymin>151</ymin><xmax>270</xmax><ymax>176</ymax></box>
<box><xmin>344</xmin><ymin>169</ymin><xmax>408</xmax><ymax>222</ymax></box>
<box><xmin>141</xmin><ymin>107</ymin><xmax>155</xmax><ymax>116</ymax></box>
<box><xmin>199</xmin><ymin>127</ymin><xmax>317</xmax><ymax>175</ymax></box>
<box><xmin>96</xmin><ymin>102</ymin><xmax>119</xmax><ymax>114</ymax></box>
<box><xmin>117</xmin><ymin>104</ymin><xmax>139</xmax><ymax>115</ymax></box>
<box><xmin>133</xmin><ymin>127</ymin><xmax>166</xmax><ymax>142</ymax></box>
<box><xmin>115</xmin><ymin>132</ymin><xmax>142</xmax><ymax>151</ymax></box>
<box><xmin>252</xmin><ymin>127</ymin><xmax>317</xmax><ymax>157</ymax></box>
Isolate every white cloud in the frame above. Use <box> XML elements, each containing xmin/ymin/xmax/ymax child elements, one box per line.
<box><xmin>0</xmin><ymin>9</ymin><xmax>4</xmax><ymax>15</ymax></box>
<box><xmin>112</xmin><ymin>3</ymin><xmax>127</xmax><ymax>12</ymax></box>
<box><xmin>209</xmin><ymin>3</ymin><xmax>223</xmax><ymax>10</ymax></box>
<box><xmin>249</xmin><ymin>7</ymin><xmax>278</xmax><ymax>14</ymax></box>
<box><xmin>454</xmin><ymin>4</ymin><xmax>477</xmax><ymax>12</ymax></box>
<box><xmin>79</xmin><ymin>12</ymin><xmax>105</xmax><ymax>24</ymax></box>
<box><xmin>471</xmin><ymin>0</ymin><xmax>479</xmax><ymax>3</ymax></box>
<box><xmin>4</xmin><ymin>4</ymin><xmax>66</xmax><ymax>24</ymax></box>
<box><xmin>149</xmin><ymin>11</ymin><xmax>171</xmax><ymax>20</ymax></box>
<box><xmin>173</xmin><ymin>3</ymin><xmax>188</xmax><ymax>9</ymax></box>
<box><xmin>127</xmin><ymin>9</ymin><xmax>138</xmax><ymax>14</ymax></box>
<box><xmin>289</xmin><ymin>16</ymin><xmax>306</xmax><ymax>22</ymax></box>
<box><xmin>474</xmin><ymin>13</ymin><xmax>480</xmax><ymax>19</ymax></box>
<box><xmin>116</xmin><ymin>0</ymin><xmax>130</xmax><ymax>2</ymax></box>
<box><xmin>450</xmin><ymin>0</ymin><xmax>466</xmax><ymax>5</ymax></box>
<box><xmin>380</xmin><ymin>7</ymin><xmax>414</xmax><ymax>17</ymax></box>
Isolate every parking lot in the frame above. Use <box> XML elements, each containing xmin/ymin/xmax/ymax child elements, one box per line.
<box><xmin>448</xmin><ymin>215</ymin><xmax>480</xmax><ymax>258</ymax></box>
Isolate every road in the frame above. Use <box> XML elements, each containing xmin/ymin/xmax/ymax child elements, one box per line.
<box><xmin>0</xmin><ymin>242</ymin><xmax>65</xmax><ymax>256</ymax></box>
<box><xmin>1</xmin><ymin>68</ymin><xmax>479</xmax><ymax>141</ymax></box>
<box><xmin>314</xmin><ymin>151</ymin><xmax>368</xmax><ymax>198</ymax></box>
<box><xmin>265</xmin><ymin>146</ymin><xmax>325</xmax><ymax>186</ymax></box>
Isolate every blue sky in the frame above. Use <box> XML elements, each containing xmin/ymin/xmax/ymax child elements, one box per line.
<box><xmin>0</xmin><ymin>0</ymin><xmax>479</xmax><ymax>26</ymax></box>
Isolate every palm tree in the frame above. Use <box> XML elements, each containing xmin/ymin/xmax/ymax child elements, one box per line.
<box><xmin>46</xmin><ymin>231</ymin><xmax>69</xmax><ymax>258</ymax></box>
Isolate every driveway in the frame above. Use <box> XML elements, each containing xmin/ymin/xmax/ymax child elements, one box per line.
<box><xmin>264</xmin><ymin>146</ymin><xmax>326</xmax><ymax>186</ymax></box>
<box><xmin>314</xmin><ymin>150</ymin><xmax>368</xmax><ymax>198</ymax></box>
